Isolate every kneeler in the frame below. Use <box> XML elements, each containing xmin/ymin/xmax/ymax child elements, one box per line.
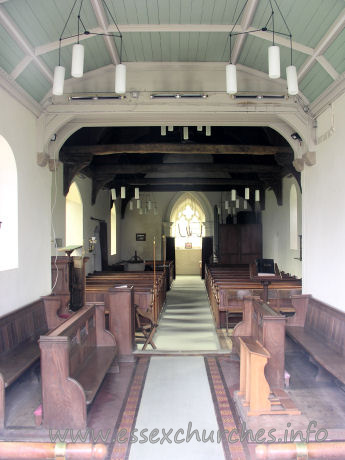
<box><xmin>135</xmin><ymin>305</ymin><xmax>158</xmax><ymax>350</ymax></box>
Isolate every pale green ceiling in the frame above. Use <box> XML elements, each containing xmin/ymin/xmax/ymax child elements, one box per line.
<box><xmin>0</xmin><ymin>0</ymin><xmax>344</xmax><ymax>104</ymax></box>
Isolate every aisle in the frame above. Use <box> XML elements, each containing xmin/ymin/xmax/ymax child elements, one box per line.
<box><xmin>128</xmin><ymin>356</ymin><xmax>224</xmax><ymax>460</ymax></box>
<box><xmin>153</xmin><ymin>275</ymin><xmax>220</xmax><ymax>351</ymax></box>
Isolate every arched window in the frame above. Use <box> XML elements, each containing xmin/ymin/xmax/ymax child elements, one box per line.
<box><xmin>66</xmin><ymin>182</ymin><xmax>83</xmax><ymax>246</ymax></box>
<box><xmin>171</xmin><ymin>195</ymin><xmax>205</xmax><ymax>249</ymax></box>
<box><xmin>290</xmin><ymin>184</ymin><xmax>298</xmax><ymax>250</ymax></box>
<box><xmin>0</xmin><ymin>136</ymin><xmax>18</xmax><ymax>271</ymax></box>
<box><xmin>110</xmin><ymin>202</ymin><xmax>116</xmax><ymax>255</ymax></box>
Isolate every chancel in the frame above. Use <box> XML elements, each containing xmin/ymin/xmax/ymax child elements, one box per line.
<box><xmin>1</xmin><ymin>0</ymin><xmax>345</xmax><ymax>459</ymax></box>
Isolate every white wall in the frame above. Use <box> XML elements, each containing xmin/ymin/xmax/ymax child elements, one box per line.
<box><xmin>0</xmin><ymin>87</ymin><xmax>51</xmax><ymax>314</ymax></box>
<box><xmin>262</xmin><ymin>176</ymin><xmax>302</xmax><ymax>278</ymax></box>
<box><xmin>303</xmin><ymin>92</ymin><xmax>345</xmax><ymax>311</ymax></box>
<box><xmin>51</xmin><ymin>168</ymin><xmax>121</xmax><ymax>274</ymax></box>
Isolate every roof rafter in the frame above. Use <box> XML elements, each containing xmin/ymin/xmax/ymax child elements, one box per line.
<box><xmin>0</xmin><ymin>5</ymin><xmax>53</xmax><ymax>82</ymax></box>
<box><xmin>298</xmin><ymin>8</ymin><xmax>345</xmax><ymax>81</ymax></box>
<box><xmin>90</xmin><ymin>0</ymin><xmax>120</xmax><ymax>65</ymax></box>
<box><xmin>232</xmin><ymin>0</ymin><xmax>260</xmax><ymax>64</ymax></box>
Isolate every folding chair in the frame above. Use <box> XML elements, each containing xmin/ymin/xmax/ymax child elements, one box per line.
<box><xmin>135</xmin><ymin>305</ymin><xmax>158</xmax><ymax>350</ymax></box>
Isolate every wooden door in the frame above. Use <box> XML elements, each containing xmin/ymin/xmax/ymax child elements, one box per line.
<box><xmin>165</xmin><ymin>237</ymin><xmax>176</xmax><ymax>278</ymax></box>
<box><xmin>201</xmin><ymin>237</ymin><xmax>213</xmax><ymax>279</ymax></box>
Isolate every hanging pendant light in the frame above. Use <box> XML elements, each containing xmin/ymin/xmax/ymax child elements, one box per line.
<box><xmin>52</xmin><ymin>66</ymin><xmax>65</xmax><ymax>96</ymax></box>
<box><xmin>225</xmin><ymin>200</ymin><xmax>229</xmax><ymax>210</ymax></box>
<box><xmin>183</xmin><ymin>127</ymin><xmax>189</xmax><ymax>140</ymax></box>
<box><xmin>245</xmin><ymin>187</ymin><xmax>250</xmax><ymax>200</ymax></box>
<box><xmin>111</xmin><ymin>188</ymin><xmax>116</xmax><ymax>200</ymax></box>
<box><xmin>71</xmin><ymin>44</ymin><xmax>84</xmax><ymax>78</ymax></box>
<box><xmin>255</xmin><ymin>190</ymin><xmax>260</xmax><ymax>202</ymax></box>
<box><xmin>268</xmin><ymin>45</ymin><xmax>280</xmax><ymax>79</ymax></box>
<box><xmin>115</xmin><ymin>63</ymin><xmax>126</xmax><ymax>94</ymax></box>
<box><xmin>236</xmin><ymin>199</ymin><xmax>239</xmax><ymax>209</ymax></box>
<box><xmin>137</xmin><ymin>199</ymin><xmax>141</xmax><ymax>209</ymax></box>
<box><xmin>135</xmin><ymin>187</ymin><xmax>140</xmax><ymax>200</ymax></box>
<box><xmin>286</xmin><ymin>65</ymin><xmax>298</xmax><ymax>95</ymax></box>
<box><xmin>231</xmin><ymin>189</ymin><xmax>236</xmax><ymax>201</ymax></box>
<box><xmin>121</xmin><ymin>186</ymin><xmax>126</xmax><ymax>199</ymax></box>
<box><xmin>226</xmin><ymin>64</ymin><xmax>237</xmax><ymax>95</ymax></box>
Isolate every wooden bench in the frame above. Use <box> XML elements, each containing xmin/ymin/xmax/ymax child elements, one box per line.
<box><xmin>286</xmin><ymin>295</ymin><xmax>345</xmax><ymax>384</ymax></box>
<box><xmin>39</xmin><ymin>303</ymin><xmax>117</xmax><ymax>429</ymax></box>
<box><xmin>232</xmin><ymin>297</ymin><xmax>287</xmax><ymax>389</ymax></box>
<box><xmin>233</xmin><ymin>297</ymin><xmax>300</xmax><ymax>416</ymax></box>
<box><xmin>0</xmin><ymin>299</ymin><xmax>65</xmax><ymax>429</ymax></box>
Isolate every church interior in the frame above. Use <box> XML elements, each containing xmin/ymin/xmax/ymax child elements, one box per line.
<box><xmin>0</xmin><ymin>0</ymin><xmax>345</xmax><ymax>458</ymax></box>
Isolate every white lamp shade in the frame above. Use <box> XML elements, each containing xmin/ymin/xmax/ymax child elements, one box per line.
<box><xmin>168</xmin><ymin>125</ymin><xmax>174</xmax><ymax>131</ymax></box>
<box><xmin>236</xmin><ymin>199</ymin><xmax>239</xmax><ymax>209</ymax></box>
<box><xmin>226</xmin><ymin>64</ymin><xmax>237</xmax><ymax>94</ymax></box>
<box><xmin>244</xmin><ymin>201</ymin><xmax>248</xmax><ymax>210</ymax></box>
<box><xmin>286</xmin><ymin>65</ymin><xmax>299</xmax><ymax>95</ymax></box>
<box><xmin>206</xmin><ymin>126</ymin><xmax>211</xmax><ymax>136</ymax></box>
<box><xmin>111</xmin><ymin>188</ymin><xmax>116</xmax><ymax>200</ymax></box>
<box><xmin>255</xmin><ymin>190</ymin><xmax>260</xmax><ymax>202</ymax></box>
<box><xmin>137</xmin><ymin>199</ymin><xmax>141</xmax><ymax>209</ymax></box>
<box><xmin>225</xmin><ymin>200</ymin><xmax>229</xmax><ymax>210</ymax></box>
<box><xmin>231</xmin><ymin>189</ymin><xmax>236</xmax><ymax>201</ymax></box>
<box><xmin>115</xmin><ymin>63</ymin><xmax>126</xmax><ymax>94</ymax></box>
<box><xmin>121</xmin><ymin>186</ymin><xmax>126</xmax><ymax>199</ymax></box>
<box><xmin>217</xmin><ymin>205</ymin><xmax>221</xmax><ymax>215</ymax></box>
<box><xmin>197</xmin><ymin>126</ymin><xmax>203</xmax><ymax>131</ymax></box>
<box><xmin>183</xmin><ymin>127</ymin><xmax>189</xmax><ymax>140</ymax></box>
<box><xmin>134</xmin><ymin>187</ymin><xmax>140</xmax><ymax>199</ymax></box>
<box><xmin>52</xmin><ymin>66</ymin><xmax>65</xmax><ymax>95</ymax></box>
<box><xmin>71</xmin><ymin>44</ymin><xmax>84</xmax><ymax>78</ymax></box>
<box><xmin>245</xmin><ymin>187</ymin><xmax>250</xmax><ymax>200</ymax></box>
<box><xmin>161</xmin><ymin>126</ymin><xmax>166</xmax><ymax>136</ymax></box>
<box><xmin>268</xmin><ymin>45</ymin><xmax>280</xmax><ymax>79</ymax></box>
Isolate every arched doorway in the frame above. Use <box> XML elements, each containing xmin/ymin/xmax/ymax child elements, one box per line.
<box><xmin>170</xmin><ymin>193</ymin><xmax>206</xmax><ymax>275</ymax></box>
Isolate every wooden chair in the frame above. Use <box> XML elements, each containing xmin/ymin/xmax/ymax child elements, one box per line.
<box><xmin>135</xmin><ymin>305</ymin><xmax>158</xmax><ymax>350</ymax></box>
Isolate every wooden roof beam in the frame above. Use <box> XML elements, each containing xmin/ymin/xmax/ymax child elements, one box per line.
<box><xmin>62</xmin><ymin>143</ymin><xmax>291</xmax><ymax>156</ymax></box>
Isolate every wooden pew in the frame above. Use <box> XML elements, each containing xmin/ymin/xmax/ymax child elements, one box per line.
<box><xmin>205</xmin><ymin>263</ymin><xmax>301</xmax><ymax>328</ymax></box>
<box><xmin>232</xmin><ymin>297</ymin><xmax>286</xmax><ymax>389</ymax></box>
<box><xmin>286</xmin><ymin>295</ymin><xmax>345</xmax><ymax>384</ymax></box>
<box><xmin>0</xmin><ymin>299</ymin><xmax>64</xmax><ymax>429</ymax></box>
<box><xmin>39</xmin><ymin>303</ymin><xmax>117</xmax><ymax>429</ymax></box>
<box><xmin>233</xmin><ymin>297</ymin><xmax>300</xmax><ymax>416</ymax></box>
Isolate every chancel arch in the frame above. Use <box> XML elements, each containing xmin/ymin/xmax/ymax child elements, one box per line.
<box><xmin>0</xmin><ymin>135</ymin><xmax>18</xmax><ymax>271</ymax></box>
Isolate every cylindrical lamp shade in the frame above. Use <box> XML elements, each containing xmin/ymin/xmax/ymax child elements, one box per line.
<box><xmin>226</xmin><ymin>64</ymin><xmax>237</xmax><ymax>94</ymax></box>
<box><xmin>161</xmin><ymin>126</ymin><xmax>166</xmax><ymax>136</ymax></box>
<box><xmin>134</xmin><ymin>187</ymin><xmax>140</xmax><ymax>199</ymax></box>
<box><xmin>255</xmin><ymin>190</ymin><xmax>260</xmax><ymax>202</ymax></box>
<box><xmin>244</xmin><ymin>201</ymin><xmax>248</xmax><ymax>210</ymax></box>
<box><xmin>231</xmin><ymin>189</ymin><xmax>236</xmax><ymax>201</ymax></box>
<box><xmin>121</xmin><ymin>186</ymin><xmax>126</xmax><ymax>199</ymax></box>
<box><xmin>286</xmin><ymin>65</ymin><xmax>299</xmax><ymax>95</ymax></box>
<box><xmin>245</xmin><ymin>187</ymin><xmax>250</xmax><ymax>200</ymax></box>
<box><xmin>268</xmin><ymin>45</ymin><xmax>280</xmax><ymax>79</ymax></box>
<box><xmin>111</xmin><ymin>188</ymin><xmax>116</xmax><ymax>200</ymax></box>
<box><xmin>71</xmin><ymin>44</ymin><xmax>84</xmax><ymax>78</ymax></box>
<box><xmin>217</xmin><ymin>205</ymin><xmax>221</xmax><ymax>215</ymax></box>
<box><xmin>225</xmin><ymin>200</ymin><xmax>229</xmax><ymax>210</ymax></box>
<box><xmin>183</xmin><ymin>127</ymin><xmax>189</xmax><ymax>140</ymax></box>
<box><xmin>236</xmin><ymin>199</ymin><xmax>239</xmax><ymax>209</ymax></box>
<box><xmin>137</xmin><ymin>199</ymin><xmax>141</xmax><ymax>209</ymax></box>
<box><xmin>115</xmin><ymin>64</ymin><xmax>126</xmax><ymax>94</ymax></box>
<box><xmin>52</xmin><ymin>66</ymin><xmax>65</xmax><ymax>95</ymax></box>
